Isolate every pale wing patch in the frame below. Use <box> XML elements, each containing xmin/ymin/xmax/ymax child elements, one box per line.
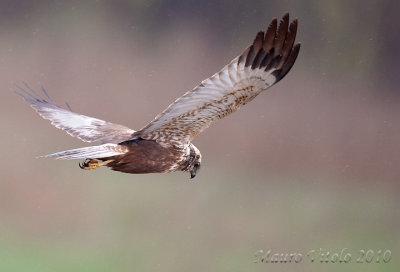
<box><xmin>16</xmin><ymin>85</ymin><xmax>135</xmax><ymax>144</ymax></box>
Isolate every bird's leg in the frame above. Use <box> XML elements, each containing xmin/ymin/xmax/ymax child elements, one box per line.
<box><xmin>79</xmin><ymin>159</ymin><xmax>114</xmax><ymax>170</ymax></box>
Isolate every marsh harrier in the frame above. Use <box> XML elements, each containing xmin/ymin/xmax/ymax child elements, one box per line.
<box><xmin>17</xmin><ymin>13</ymin><xmax>300</xmax><ymax>178</ymax></box>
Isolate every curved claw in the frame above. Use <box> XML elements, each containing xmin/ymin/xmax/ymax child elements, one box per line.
<box><xmin>79</xmin><ymin>159</ymin><xmax>114</xmax><ymax>170</ymax></box>
<box><xmin>79</xmin><ymin>158</ymin><xmax>92</xmax><ymax>170</ymax></box>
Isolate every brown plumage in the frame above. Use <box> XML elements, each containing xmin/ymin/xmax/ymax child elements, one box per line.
<box><xmin>16</xmin><ymin>13</ymin><xmax>300</xmax><ymax>179</ymax></box>
<box><xmin>106</xmin><ymin>139</ymin><xmax>185</xmax><ymax>174</ymax></box>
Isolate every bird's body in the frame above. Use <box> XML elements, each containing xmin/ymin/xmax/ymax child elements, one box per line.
<box><xmin>17</xmin><ymin>13</ymin><xmax>300</xmax><ymax>179</ymax></box>
<box><xmin>104</xmin><ymin>139</ymin><xmax>193</xmax><ymax>174</ymax></box>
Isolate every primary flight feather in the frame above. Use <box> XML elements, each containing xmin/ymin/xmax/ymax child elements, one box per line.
<box><xmin>17</xmin><ymin>13</ymin><xmax>300</xmax><ymax>179</ymax></box>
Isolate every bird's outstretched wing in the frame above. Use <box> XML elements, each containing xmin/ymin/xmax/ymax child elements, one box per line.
<box><xmin>16</xmin><ymin>84</ymin><xmax>135</xmax><ymax>144</ymax></box>
<box><xmin>136</xmin><ymin>13</ymin><xmax>300</xmax><ymax>148</ymax></box>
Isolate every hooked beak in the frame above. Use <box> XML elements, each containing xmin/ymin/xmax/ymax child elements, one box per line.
<box><xmin>189</xmin><ymin>162</ymin><xmax>200</xmax><ymax>179</ymax></box>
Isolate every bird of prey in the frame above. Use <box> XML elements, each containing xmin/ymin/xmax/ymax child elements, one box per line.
<box><xmin>17</xmin><ymin>13</ymin><xmax>300</xmax><ymax>179</ymax></box>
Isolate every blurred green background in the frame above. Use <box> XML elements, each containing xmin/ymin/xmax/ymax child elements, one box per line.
<box><xmin>1</xmin><ymin>0</ymin><xmax>399</xmax><ymax>271</ymax></box>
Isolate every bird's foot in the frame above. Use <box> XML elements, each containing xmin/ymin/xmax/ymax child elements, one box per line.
<box><xmin>79</xmin><ymin>159</ymin><xmax>113</xmax><ymax>170</ymax></box>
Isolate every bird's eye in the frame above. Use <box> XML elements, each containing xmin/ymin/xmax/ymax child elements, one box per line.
<box><xmin>193</xmin><ymin>162</ymin><xmax>201</xmax><ymax>170</ymax></box>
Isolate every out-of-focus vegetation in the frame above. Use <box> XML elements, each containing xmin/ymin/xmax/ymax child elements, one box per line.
<box><xmin>0</xmin><ymin>0</ymin><xmax>399</xmax><ymax>271</ymax></box>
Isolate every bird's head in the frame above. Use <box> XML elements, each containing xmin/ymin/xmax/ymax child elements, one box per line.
<box><xmin>187</xmin><ymin>144</ymin><xmax>202</xmax><ymax>179</ymax></box>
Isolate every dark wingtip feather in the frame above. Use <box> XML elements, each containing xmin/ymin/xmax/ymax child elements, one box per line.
<box><xmin>14</xmin><ymin>83</ymin><xmax>39</xmax><ymax>101</ymax></box>
<box><xmin>253</xmin><ymin>31</ymin><xmax>264</xmax><ymax>49</ymax></box>
<box><xmin>277</xmin><ymin>18</ymin><xmax>298</xmax><ymax>69</ymax></box>
<box><xmin>22</xmin><ymin>81</ymin><xmax>40</xmax><ymax>97</ymax></box>
<box><xmin>238</xmin><ymin>45</ymin><xmax>251</xmax><ymax>66</ymax></box>
<box><xmin>269</xmin><ymin>18</ymin><xmax>278</xmax><ymax>30</ymax></box>
<box><xmin>273</xmin><ymin>43</ymin><xmax>301</xmax><ymax>81</ymax></box>
<box><xmin>247</xmin><ymin>31</ymin><xmax>265</xmax><ymax>68</ymax></box>
<box><xmin>289</xmin><ymin>19</ymin><xmax>298</xmax><ymax>36</ymax></box>
<box><xmin>65</xmin><ymin>102</ymin><xmax>73</xmax><ymax>111</ymax></box>
<box><xmin>240</xmin><ymin>13</ymin><xmax>300</xmax><ymax>81</ymax></box>
<box><xmin>264</xmin><ymin>18</ymin><xmax>277</xmax><ymax>51</ymax></box>
<box><xmin>244</xmin><ymin>45</ymin><xmax>256</xmax><ymax>67</ymax></box>
<box><xmin>40</xmin><ymin>84</ymin><xmax>54</xmax><ymax>102</ymax></box>
<box><xmin>14</xmin><ymin>83</ymin><xmax>73</xmax><ymax>112</ymax></box>
<box><xmin>252</xmin><ymin>48</ymin><xmax>266</xmax><ymax>69</ymax></box>
<box><xmin>14</xmin><ymin>90</ymin><xmax>26</xmax><ymax>100</ymax></box>
<box><xmin>273</xmin><ymin>13</ymin><xmax>290</xmax><ymax>57</ymax></box>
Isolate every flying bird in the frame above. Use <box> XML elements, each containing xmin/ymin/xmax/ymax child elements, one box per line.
<box><xmin>17</xmin><ymin>13</ymin><xmax>300</xmax><ymax>179</ymax></box>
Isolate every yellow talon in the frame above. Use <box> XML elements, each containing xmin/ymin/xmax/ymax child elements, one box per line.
<box><xmin>79</xmin><ymin>159</ymin><xmax>113</xmax><ymax>170</ymax></box>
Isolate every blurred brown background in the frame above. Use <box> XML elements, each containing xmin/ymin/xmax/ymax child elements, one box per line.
<box><xmin>0</xmin><ymin>0</ymin><xmax>399</xmax><ymax>271</ymax></box>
